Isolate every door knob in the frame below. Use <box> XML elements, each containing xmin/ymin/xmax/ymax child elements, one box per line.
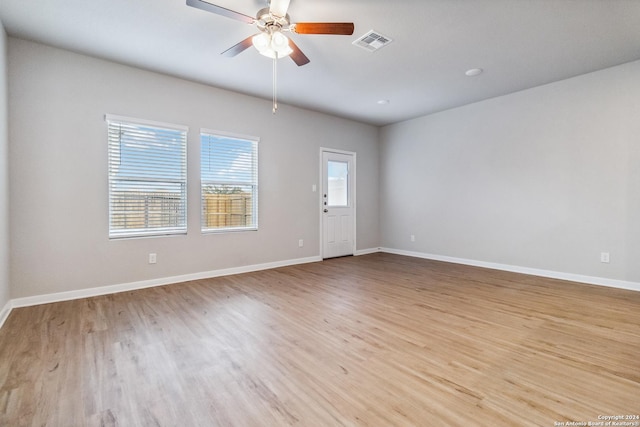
<box><xmin>323</xmin><ymin>209</ymin><xmax>328</xmax><ymax>213</ymax></box>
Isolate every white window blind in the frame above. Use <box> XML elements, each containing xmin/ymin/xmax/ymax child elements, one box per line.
<box><xmin>201</xmin><ymin>131</ymin><xmax>258</xmax><ymax>232</ymax></box>
<box><xmin>107</xmin><ymin>115</ymin><xmax>188</xmax><ymax>238</ymax></box>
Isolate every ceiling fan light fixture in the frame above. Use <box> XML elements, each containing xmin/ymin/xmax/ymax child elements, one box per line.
<box><xmin>252</xmin><ymin>31</ymin><xmax>293</xmax><ymax>59</ymax></box>
<box><xmin>252</xmin><ymin>33</ymin><xmax>270</xmax><ymax>51</ymax></box>
<box><xmin>271</xmin><ymin>31</ymin><xmax>290</xmax><ymax>53</ymax></box>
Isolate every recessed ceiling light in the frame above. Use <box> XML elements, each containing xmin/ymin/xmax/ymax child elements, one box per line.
<box><xmin>465</xmin><ymin>68</ymin><xmax>483</xmax><ymax>77</ymax></box>
<box><xmin>377</xmin><ymin>99</ymin><xmax>390</xmax><ymax>105</ymax></box>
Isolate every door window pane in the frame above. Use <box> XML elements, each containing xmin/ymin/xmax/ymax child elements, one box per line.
<box><xmin>327</xmin><ymin>160</ymin><xmax>348</xmax><ymax>206</ymax></box>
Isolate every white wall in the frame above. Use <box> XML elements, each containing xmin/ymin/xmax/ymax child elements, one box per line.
<box><xmin>8</xmin><ymin>36</ymin><xmax>639</xmax><ymax>302</ymax></box>
<box><xmin>380</xmin><ymin>60</ymin><xmax>640</xmax><ymax>284</ymax></box>
<box><xmin>0</xmin><ymin>22</ymin><xmax>10</xmax><ymax>310</ymax></box>
<box><xmin>8</xmin><ymin>38</ymin><xmax>379</xmax><ymax>299</ymax></box>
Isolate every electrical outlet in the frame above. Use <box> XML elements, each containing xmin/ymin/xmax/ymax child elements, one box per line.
<box><xmin>410</xmin><ymin>235</ymin><xmax>415</xmax><ymax>242</ymax></box>
<box><xmin>600</xmin><ymin>252</ymin><xmax>610</xmax><ymax>263</ymax></box>
<box><xmin>298</xmin><ymin>239</ymin><xmax>304</xmax><ymax>248</ymax></box>
<box><xmin>149</xmin><ymin>253</ymin><xmax>157</xmax><ymax>264</ymax></box>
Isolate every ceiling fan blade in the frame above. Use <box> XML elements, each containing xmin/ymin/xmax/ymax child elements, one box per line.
<box><xmin>293</xmin><ymin>22</ymin><xmax>355</xmax><ymax>35</ymax></box>
<box><xmin>269</xmin><ymin>0</ymin><xmax>291</xmax><ymax>18</ymax></box>
<box><xmin>221</xmin><ymin>35</ymin><xmax>258</xmax><ymax>57</ymax></box>
<box><xmin>186</xmin><ymin>0</ymin><xmax>255</xmax><ymax>24</ymax></box>
<box><xmin>288</xmin><ymin>38</ymin><xmax>310</xmax><ymax>66</ymax></box>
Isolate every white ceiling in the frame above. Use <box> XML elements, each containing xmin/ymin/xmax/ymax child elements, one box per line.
<box><xmin>1</xmin><ymin>0</ymin><xmax>639</xmax><ymax>126</ymax></box>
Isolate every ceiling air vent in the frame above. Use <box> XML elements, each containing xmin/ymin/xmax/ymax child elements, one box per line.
<box><xmin>352</xmin><ymin>30</ymin><xmax>392</xmax><ymax>52</ymax></box>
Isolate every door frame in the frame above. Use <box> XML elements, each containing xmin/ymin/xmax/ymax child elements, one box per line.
<box><xmin>319</xmin><ymin>147</ymin><xmax>357</xmax><ymax>259</ymax></box>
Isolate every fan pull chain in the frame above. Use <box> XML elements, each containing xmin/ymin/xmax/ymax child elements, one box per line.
<box><xmin>272</xmin><ymin>53</ymin><xmax>278</xmax><ymax>114</ymax></box>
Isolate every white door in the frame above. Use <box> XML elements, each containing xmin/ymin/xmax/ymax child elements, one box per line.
<box><xmin>321</xmin><ymin>150</ymin><xmax>355</xmax><ymax>259</ymax></box>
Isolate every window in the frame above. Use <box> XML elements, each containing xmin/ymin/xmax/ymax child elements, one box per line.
<box><xmin>201</xmin><ymin>131</ymin><xmax>258</xmax><ymax>232</ymax></box>
<box><xmin>107</xmin><ymin>115</ymin><xmax>187</xmax><ymax>238</ymax></box>
<box><xmin>327</xmin><ymin>160</ymin><xmax>349</xmax><ymax>206</ymax></box>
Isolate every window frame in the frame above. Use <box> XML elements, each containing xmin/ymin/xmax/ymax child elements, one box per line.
<box><xmin>106</xmin><ymin>114</ymin><xmax>188</xmax><ymax>239</ymax></box>
<box><xmin>200</xmin><ymin>129</ymin><xmax>259</xmax><ymax>234</ymax></box>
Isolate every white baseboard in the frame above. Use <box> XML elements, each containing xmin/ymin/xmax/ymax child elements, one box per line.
<box><xmin>10</xmin><ymin>255</ymin><xmax>323</xmax><ymax>309</ymax></box>
<box><xmin>354</xmin><ymin>247</ymin><xmax>381</xmax><ymax>256</ymax></box>
<box><xmin>380</xmin><ymin>247</ymin><xmax>640</xmax><ymax>292</ymax></box>
<box><xmin>3</xmin><ymin>248</ymin><xmax>638</xmax><ymax>330</ymax></box>
<box><xmin>0</xmin><ymin>300</ymin><xmax>12</xmax><ymax>330</ymax></box>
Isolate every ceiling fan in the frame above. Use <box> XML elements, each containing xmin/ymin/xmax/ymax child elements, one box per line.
<box><xmin>186</xmin><ymin>0</ymin><xmax>355</xmax><ymax>66</ymax></box>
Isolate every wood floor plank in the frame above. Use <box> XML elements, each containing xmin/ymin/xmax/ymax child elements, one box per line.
<box><xmin>0</xmin><ymin>253</ymin><xmax>639</xmax><ymax>426</ymax></box>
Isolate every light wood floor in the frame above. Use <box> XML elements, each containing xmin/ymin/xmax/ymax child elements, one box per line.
<box><xmin>1</xmin><ymin>253</ymin><xmax>639</xmax><ymax>426</ymax></box>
